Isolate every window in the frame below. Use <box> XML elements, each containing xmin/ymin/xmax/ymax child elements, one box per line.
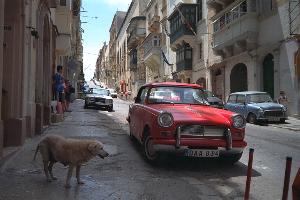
<box><xmin>199</xmin><ymin>43</ymin><xmax>203</xmax><ymax>60</ymax></box>
<box><xmin>60</xmin><ymin>0</ymin><xmax>66</xmax><ymax>6</ymax></box>
<box><xmin>137</xmin><ymin>87</ymin><xmax>149</xmax><ymax>104</ymax></box>
<box><xmin>227</xmin><ymin>95</ymin><xmax>236</xmax><ymax>103</ymax></box>
<box><xmin>197</xmin><ymin>0</ymin><xmax>202</xmax><ymax>21</ymax></box>
<box><xmin>236</xmin><ymin>95</ymin><xmax>246</xmax><ymax>104</ymax></box>
<box><xmin>185</xmin><ymin>47</ymin><xmax>192</xmax><ymax>59</ymax></box>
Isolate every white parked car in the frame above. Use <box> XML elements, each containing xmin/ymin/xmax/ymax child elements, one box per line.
<box><xmin>84</xmin><ymin>88</ymin><xmax>113</xmax><ymax>111</ymax></box>
<box><xmin>108</xmin><ymin>88</ymin><xmax>118</xmax><ymax>98</ymax></box>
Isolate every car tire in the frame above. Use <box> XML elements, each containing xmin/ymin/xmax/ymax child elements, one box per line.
<box><xmin>143</xmin><ymin>132</ymin><xmax>159</xmax><ymax>163</ymax></box>
<box><xmin>280</xmin><ymin>118</ymin><xmax>286</xmax><ymax>123</ymax></box>
<box><xmin>108</xmin><ymin>105</ymin><xmax>113</xmax><ymax>112</ymax></box>
<box><xmin>247</xmin><ymin>113</ymin><xmax>257</xmax><ymax>124</ymax></box>
<box><xmin>222</xmin><ymin>152</ymin><xmax>243</xmax><ymax>164</ymax></box>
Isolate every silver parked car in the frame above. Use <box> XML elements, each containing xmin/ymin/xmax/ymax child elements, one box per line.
<box><xmin>224</xmin><ymin>91</ymin><xmax>287</xmax><ymax>124</ymax></box>
<box><xmin>108</xmin><ymin>88</ymin><xmax>118</xmax><ymax>98</ymax></box>
<box><xmin>84</xmin><ymin>88</ymin><xmax>113</xmax><ymax>111</ymax></box>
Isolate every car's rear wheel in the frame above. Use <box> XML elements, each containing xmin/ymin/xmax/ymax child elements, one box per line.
<box><xmin>247</xmin><ymin>113</ymin><xmax>257</xmax><ymax>124</ymax></box>
<box><xmin>143</xmin><ymin>132</ymin><xmax>159</xmax><ymax>163</ymax></box>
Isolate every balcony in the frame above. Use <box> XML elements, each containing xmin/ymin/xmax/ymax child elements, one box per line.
<box><xmin>212</xmin><ymin>0</ymin><xmax>258</xmax><ymax>56</ymax></box>
<box><xmin>127</xmin><ymin>16</ymin><xmax>146</xmax><ymax>50</ymax></box>
<box><xmin>142</xmin><ymin>33</ymin><xmax>161</xmax><ymax>67</ymax></box>
<box><xmin>177</xmin><ymin>60</ymin><xmax>192</xmax><ymax>72</ymax></box>
<box><xmin>129</xmin><ymin>49</ymin><xmax>137</xmax><ymax>71</ymax></box>
<box><xmin>148</xmin><ymin>15</ymin><xmax>160</xmax><ymax>33</ymax></box>
<box><xmin>175</xmin><ymin>44</ymin><xmax>193</xmax><ymax>73</ymax></box>
<box><xmin>207</xmin><ymin>0</ymin><xmax>235</xmax><ymax>13</ymax></box>
<box><xmin>168</xmin><ymin>3</ymin><xmax>197</xmax><ymax>49</ymax></box>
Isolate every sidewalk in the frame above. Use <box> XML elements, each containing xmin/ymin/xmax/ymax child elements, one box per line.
<box><xmin>0</xmin><ymin>99</ymin><xmax>128</xmax><ymax>199</ymax></box>
<box><xmin>269</xmin><ymin>117</ymin><xmax>300</xmax><ymax>131</ymax></box>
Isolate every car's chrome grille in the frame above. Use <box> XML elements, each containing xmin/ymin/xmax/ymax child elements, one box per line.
<box><xmin>95</xmin><ymin>98</ymin><xmax>105</xmax><ymax>103</ymax></box>
<box><xmin>180</xmin><ymin>125</ymin><xmax>225</xmax><ymax>137</ymax></box>
<box><xmin>264</xmin><ymin>110</ymin><xmax>284</xmax><ymax>117</ymax></box>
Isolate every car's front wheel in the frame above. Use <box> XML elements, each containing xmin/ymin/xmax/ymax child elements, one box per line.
<box><xmin>108</xmin><ymin>105</ymin><xmax>113</xmax><ymax>112</ymax></box>
<box><xmin>84</xmin><ymin>101</ymin><xmax>88</xmax><ymax>109</ymax></box>
<box><xmin>143</xmin><ymin>132</ymin><xmax>159</xmax><ymax>163</ymax></box>
<box><xmin>247</xmin><ymin>113</ymin><xmax>257</xmax><ymax>124</ymax></box>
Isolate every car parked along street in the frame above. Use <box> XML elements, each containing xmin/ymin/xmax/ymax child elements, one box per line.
<box><xmin>224</xmin><ymin>91</ymin><xmax>288</xmax><ymax>124</ymax></box>
<box><xmin>126</xmin><ymin>82</ymin><xmax>247</xmax><ymax>164</ymax></box>
<box><xmin>84</xmin><ymin>88</ymin><xmax>113</xmax><ymax>111</ymax></box>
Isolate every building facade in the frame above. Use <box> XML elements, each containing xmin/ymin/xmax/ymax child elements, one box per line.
<box><xmin>207</xmin><ymin>0</ymin><xmax>300</xmax><ymax>116</ymax></box>
<box><xmin>0</xmin><ymin>0</ymin><xmax>83</xmax><ymax>158</ymax></box>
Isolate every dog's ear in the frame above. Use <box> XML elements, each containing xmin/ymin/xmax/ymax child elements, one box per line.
<box><xmin>88</xmin><ymin>143</ymin><xmax>97</xmax><ymax>152</ymax></box>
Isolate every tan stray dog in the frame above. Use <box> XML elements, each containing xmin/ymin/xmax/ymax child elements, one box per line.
<box><xmin>33</xmin><ymin>135</ymin><xmax>109</xmax><ymax>188</ymax></box>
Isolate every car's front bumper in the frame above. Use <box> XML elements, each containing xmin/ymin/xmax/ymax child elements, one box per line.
<box><xmin>153</xmin><ymin>144</ymin><xmax>244</xmax><ymax>156</ymax></box>
<box><xmin>87</xmin><ymin>102</ymin><xmax>113</xmax><ymax>107</ymax></box>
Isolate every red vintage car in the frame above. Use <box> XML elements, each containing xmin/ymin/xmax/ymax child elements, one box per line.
<box><xmin>127</xmin><ymin>82</ymin><xmax>247</xmax><ymax>164</ymax></box>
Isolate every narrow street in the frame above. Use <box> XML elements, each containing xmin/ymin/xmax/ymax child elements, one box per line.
<box><xmin>0</xmin><ymin>99</ymin><xmax>299</xmax><ymax>200</ymax></box>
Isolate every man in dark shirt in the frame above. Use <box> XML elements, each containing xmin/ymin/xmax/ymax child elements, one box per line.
<box><xmin>53</xmin><ymin>65</ymin><xmax>65</xmax><ymax>111</ymax></box>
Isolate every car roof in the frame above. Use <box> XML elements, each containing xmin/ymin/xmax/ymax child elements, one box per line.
<box><xmin>229</xmin><ymin>91</ymin><xmax>268</xmax><ymax>95</ymax></box>
<box><xmin>142</xmin><ymin>82</ymin><xmax>202</xmax><ymax>88</ymax></box>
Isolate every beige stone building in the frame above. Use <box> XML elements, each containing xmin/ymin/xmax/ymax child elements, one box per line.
<box><xmin>0</xmin><ymin>0</ymin><xmax>83</xmax><ymax>158</ymax></box>
<box><xmin>108</xmin><ymin>11</ymin><xmax>126</xmax><ymax>92</ymax></box>
<box><xmin>207</xmin><ymin>0</ymin><xmax>300</xmax><ymax>116</ymax></box>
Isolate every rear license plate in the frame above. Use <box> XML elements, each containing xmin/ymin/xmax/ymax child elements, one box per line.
<box><xmin>184</xmin><ymin>149</ymin><xmax>219</xmax><ymax>158</ymax></box>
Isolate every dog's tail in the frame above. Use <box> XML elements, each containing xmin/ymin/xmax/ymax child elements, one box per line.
<box><xmin>33</xmin><ymin>144</ymin><xmax>40</xmax><ymax>161</ymax></box>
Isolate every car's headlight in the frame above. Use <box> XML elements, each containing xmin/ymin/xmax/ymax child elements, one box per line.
<box><xmin>157</xmin><ymin>112</ymin><xmax>174</xmax><ymax>128</ymax></box>
<box><xmin>231</xmin><ymin>114</ymin><xmax>246</xmax><ymax>129</ymax></box>
<box><xmin>282</xmin><ymin>106</ymin><xmax>287</xmax><ymax>112</ymax></box>
<box><xmin>89</xmin><ymin>97</ymin><xmax>95</xmax><ymax>101</ymax></box>
<box><xmin>258</xmin><ymin>108</ymin><xmax>264</xmax><ymax>113</ymax></box>
<box><xmin>106</xmin><ymin>99</ymin><xmax>113</xmax><ymax>104</ymax></box>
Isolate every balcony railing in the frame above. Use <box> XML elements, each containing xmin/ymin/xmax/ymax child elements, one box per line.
<box><xmin>176</xmin><ymin>60</ymin><xmax>192</xmax><ymax>72</ymax></box>
<box><xmin>143</xmin><ymin>33</ymin><xmax>161</xmax><ymax>59</ymax></box>
<box><xmin>168</xmin><ymin>3</ymin><xmax>197</xmax><ymax>44</ymax></box>
<box><xmin>212</xmin><ymin>0</ymin><xmax>258</xmax><ymax>50</ymax></box>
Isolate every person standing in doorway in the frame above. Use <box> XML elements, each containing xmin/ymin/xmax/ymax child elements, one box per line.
<box><xmin>53</xmin><ymin>65</ymin><xmax>65</xmax><ymax>112</ymax></box>
<box><xmin>277</xmin><ymin>91</ymin><xmax>289</xmax><ymax>115</ymax></box>
<box><xmin>64</xmin><ymin>79</ymin><xmax>72</xmax><ymax>112</ymax></box>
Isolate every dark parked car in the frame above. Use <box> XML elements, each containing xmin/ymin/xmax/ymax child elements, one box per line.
<box><xmin>204</xmin><ymin>90</ymin><xmax>224</xmax><ymax>108</ymax></box>
<box><xmin>224</xmin><ymin>91</ymin><xmax>288</xmax><ymax>124</ymax></box>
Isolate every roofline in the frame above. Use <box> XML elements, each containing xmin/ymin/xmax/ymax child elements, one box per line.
<box><xmin>116</xmin><ymin>1</ymin><xmax>134</xmax><ymax>39</ymax></box>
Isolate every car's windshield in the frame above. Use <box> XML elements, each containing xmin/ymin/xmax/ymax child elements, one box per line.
<box><xmin>148</xmin><ymin>86</ymin><xmax>209</xmax><ymax>105</ymax></box>
<box><xmin>93</xmin><ymin>88</ymin><xmax>109</xmax><ymax>96</ymax></box>
<box><xmin>248</xmin><ymin>93</ymin><xmax>273</xmax><ymax>103</ymax></box>
<box><xmin>204</xmin><ymin>90</ymin><xmax>215</xmax><ymax>98</ymax></box>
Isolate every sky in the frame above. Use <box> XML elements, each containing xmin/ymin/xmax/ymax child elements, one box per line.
<box><xmin>81</xmin><ymin>0</ymin><xmax>131</xmax><ymax>81</ymax></box>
